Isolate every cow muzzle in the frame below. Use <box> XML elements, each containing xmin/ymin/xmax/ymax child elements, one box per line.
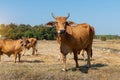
<box><xmin>58</xmin><ymin>29</ymin><xmax>66</xmax><ymax>34</ymax></box>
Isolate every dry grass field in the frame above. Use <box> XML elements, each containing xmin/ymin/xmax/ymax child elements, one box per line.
<box><xmin>0</xmin><ymin>40</ymin><xmax>120</xmax><ymax>80</ymax></box>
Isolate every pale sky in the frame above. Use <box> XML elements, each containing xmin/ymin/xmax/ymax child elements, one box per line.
<box><xmin>0</xmin><ymin>0</ymin><xmax>120</xmax><ymax>35</ymax></box>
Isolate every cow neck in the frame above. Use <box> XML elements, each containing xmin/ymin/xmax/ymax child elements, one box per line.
<box><xmin>66</xmin><ymin>26</ymin><xmax>73</xmax><ymax>35</ymax></box>
<box><xmin>58</xmin><ymin>27</ymin><xmax>74</xmax><ymax>44</ymax></box>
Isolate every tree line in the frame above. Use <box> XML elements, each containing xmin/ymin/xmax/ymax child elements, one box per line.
<box><xmin>0</xmin><ymin>23</ymin><xmax>56</xmax><ymax>40</ymax></box>
<box><xmin>0</xmin><ymin>23</ymin><xmax>120</xmax><ymax>40</ymax></box>
<box><xmin>94</xmin><ymin>35</ymin><xmax>120</xmax><ymax>41</ymax></box>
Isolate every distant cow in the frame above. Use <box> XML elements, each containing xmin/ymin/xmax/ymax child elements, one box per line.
<box><xmin>46</xmin><ymin>13</ymin><xmax>95</xmax><ymax>71</ymax></box>
<box><xmin>24</xmin><ymin>38</ymin><xmax>37</xmax><ymax>55</ymax></box>
<box><xmin>0</xmin><ymin>39</ymin><xmax>28</xmax><ymax>63</ymax></box>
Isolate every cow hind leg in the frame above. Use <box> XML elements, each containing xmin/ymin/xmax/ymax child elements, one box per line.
<box><xmin>90</xmin><ymin>49</ymin><xmax>93</xmax><ymax>58</ymax></box>
<box><xmin>35</xmin><ymin>49</ymin><xmax>37</xmax><ymax>54</ymax></box>
<box><xmin>73</xmin><ymin>51</ymin><xmax>79</xmax><ymax>68</ymax></box>
<box><xmin>86</xmin><ymin>48</ymin><xmax>91</xmax><ymax>68</ymax></box>
<box><xmin>18</xmin><ymin>53</ymin><xmax>21</xmax><ymax>62</ymax></box>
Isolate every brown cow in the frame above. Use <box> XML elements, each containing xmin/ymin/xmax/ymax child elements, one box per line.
<box><xmin>0</xmin><ymin>39</ymin><xmax>28</xmax><ymax>63</ymax></box>
<box><xmin>55</xmin><ymin>21</ymin><xmax>90</xmax><ymax>61</ymax></box>
<box><xmin>23</xmin><ymin>38</ymin><xmax>37</xmax><ymax>55</ymax></box>
<box><xmin>47</xmin><ymin>13</ymin><xmax>95</xmax><ymax>71</ymax></box>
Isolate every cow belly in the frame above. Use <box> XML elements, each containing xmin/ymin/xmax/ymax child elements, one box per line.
<box><xmin>2</xmin><ymin>49</ymin><xmax>14</xmax><ymax>57</ymax></box>
<box><xmin>4</xmin><ymin>52</ymin><xmax>13</xmax><ymax>57</ymax></box>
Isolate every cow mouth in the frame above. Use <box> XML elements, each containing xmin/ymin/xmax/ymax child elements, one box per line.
<box><xmin>58</xmin><ymin>30</ymin><xmax>66</xmax><ymax>35</ymax></box>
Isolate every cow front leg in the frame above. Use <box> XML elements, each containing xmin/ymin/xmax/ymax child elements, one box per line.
<box><xmin>61</xmin><ymin>54</ymin><xmax>67</xmax><ymax>71</ymax></box>
<box><xmin>32</xmin><ymin>47</ymin><xmax>35</xmax><ymax>55</ymax></box>
<box><xmin>14</xmin><ymin>52</ymin><xmax>17</xmax><ymax>63</ymax></box>
<box><xmin>73</xmin><ymin>51</ymin><xmax>79</xmax><ymax>68</ymax></box>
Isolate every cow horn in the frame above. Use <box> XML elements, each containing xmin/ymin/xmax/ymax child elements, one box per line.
<box><xmin>51</xmin><ymin>13</ymin><xmax>56</xmax><ymax>19</ymax></box>
<box><xmin>66</xmin><ymin>13</ymin><xmax>70</xmax><ymax>19</ymax></box>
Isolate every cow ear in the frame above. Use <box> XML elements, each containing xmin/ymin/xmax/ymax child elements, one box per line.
<box><xmin>20</xmin><ymin>40</ymin><xmax>24</xmax><ymax>46</ymax></box>
<box><xmin>26</xmin><ymin>39</ymin><xmax>30</xmax><ymax>44</ymax></box>
<box><xmin>67</xmin><ymin>21</ymin><xmax>76</xmax><ymax>26</ymax></box>
<box><xmin>45</xmin><ymin>21</ymin><xmax>56</xmax><ymax>27</ymax></box>
<box><xmin>20</xmin><ymin>40</ymin><xmax>23</xmax><ymax>44</ymax></box>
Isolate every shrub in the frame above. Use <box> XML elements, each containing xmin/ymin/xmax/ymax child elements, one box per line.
<box><xmin>101</xmin><ymin>36</ymin><xmax>107</xmax><ymax>41</ymax></box>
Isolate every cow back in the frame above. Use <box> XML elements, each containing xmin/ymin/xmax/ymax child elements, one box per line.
<box><xmin>64</xmin><ymin>23</ymin><xmax>94</xmax><ymax>50</ymax></box>
<box><xmin>0</xmin><ymin>39</ymin><xmax>26</xmax><ymax>55</ymax></box>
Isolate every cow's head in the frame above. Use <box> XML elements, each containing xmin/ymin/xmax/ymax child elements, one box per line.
<box><xmin>20</xmin><ymin>38</ymin><xmax>30</xmax><ymax>48</ymax></box>
<box><xmin>46</xmin><ymin>13</ymin><xmax>76</xmax><ymax>35</ymax></box>
<box><xmin>51</xmin><ymin>13</ymin><xmax>70</xmax><ymax>35</ymax></box>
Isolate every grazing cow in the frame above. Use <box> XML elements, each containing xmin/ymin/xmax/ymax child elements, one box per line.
<box><xmin>24</xmin><ymin>38</ymin><xmax>37</xmax><ymax>55</ymax></box>
<box><xmin>46</xmin><ymin>13</ymin><xmax>95</xmax><ymax>71</ymax></box>
<box><xmin>0</xmin><ymin>39</ymin><xmax>28</xmax><ymax>63</ymax></box>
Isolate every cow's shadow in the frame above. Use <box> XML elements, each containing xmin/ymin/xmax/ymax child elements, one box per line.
<box><xmin>4</xmin><ymin>60</ymin><xmax>44</xmax><ymax>63</ymax></box>
<box><xmin>20</xmin><ymin>60</ymin><xmax>44</xmax><ymax>63</ymax></box>
<box><xmin>68</xmin><ymin>63</ymin><xmax>108</xmax><ymax>73</ymax></box>
<box><xmin>78</xmin><ymin>58</ymin><xmax>95</xmax><ymax>61</ymax></box>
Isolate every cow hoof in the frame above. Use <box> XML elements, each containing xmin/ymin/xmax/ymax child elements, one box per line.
<box><xmin>76</xmin><ymin>67</ymin><xmax>80</xmax><ymax>71</ymax></box>
<box><xmin>86</xmin><ymin>64</ymin><xmax>91</xmax><ymax>68</ymax></box>
<box><xmin>61</xmin><ymin>69</ymin><xmax>67</xmax><ymax>72</ymax></box>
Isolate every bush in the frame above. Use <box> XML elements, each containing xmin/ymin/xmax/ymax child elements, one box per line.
<box><xmin>101</xmin><ymin>36</ymin><xmax>107</xmax><ymax>41</ymax></box>
<box><xmin>0</xmin><ymin>24</ymin><xmax>56</xmax><ymax>40</ymax></box>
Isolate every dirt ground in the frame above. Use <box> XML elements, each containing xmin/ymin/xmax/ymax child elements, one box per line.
<box><xmin>0</xmin><ymin>40</ymin><xmax>120</xmax><ymax>80</ymax></box>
